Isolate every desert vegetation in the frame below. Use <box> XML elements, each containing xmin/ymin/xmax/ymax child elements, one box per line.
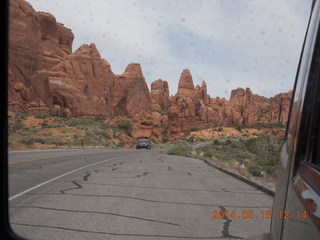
<box><xmin>168</xmin><ymin>129</ymin><xmax>284</xmax><ymax>182</ymax></box>
<box><xmin>8</xmin><ymin>110</ymin><xmax>136</xmax><ymax>149</ymax></box>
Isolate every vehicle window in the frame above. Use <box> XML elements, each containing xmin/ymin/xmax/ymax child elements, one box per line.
<box><xmin>313</xmin><ymin>122</ymin><xmax>320</xmax><ymax>167</ymax></box>
<box><xmin>7</xmin><ymin>0</ymin><xmax>313</xmax><ymax>240</ymax></box>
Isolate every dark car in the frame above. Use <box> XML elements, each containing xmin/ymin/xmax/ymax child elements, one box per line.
<box><xmin>136</xmin><ymin>139</ymin><xmax>151</xmax><ymax>150</ymax></box>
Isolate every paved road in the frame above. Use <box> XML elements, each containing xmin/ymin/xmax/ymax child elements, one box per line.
<box><xmin>9</xmin><ymin>149</ymin><xmax>273</xmax><ymax>239</ymax></box>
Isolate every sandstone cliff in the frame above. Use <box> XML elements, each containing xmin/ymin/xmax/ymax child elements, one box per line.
<box><xmin>8</xmin><ymin>0</ymin><xmax>292</xmax><ymax>142</ymax></box>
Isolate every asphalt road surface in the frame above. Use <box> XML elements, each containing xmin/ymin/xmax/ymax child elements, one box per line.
<box><xmin>9</xmin><ymin>149</ymin><xmax>273</xmax><ymax>240</ymax></box>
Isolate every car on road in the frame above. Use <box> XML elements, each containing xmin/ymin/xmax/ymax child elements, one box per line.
<box><xmin>136</xmin><ymin>139</ymin><xmax>151</xmax><ymax>150</ymax></box>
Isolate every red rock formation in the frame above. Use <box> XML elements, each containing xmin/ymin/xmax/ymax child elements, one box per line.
<box><xmin>177</xmin><ymin>69</ymin><xmax>195</xmax><ymax>97</ymax></box>
<box><xmin>113</xmin><ymin>63</ymin><xmax>152</xmax><ymax>116</ymax></box>
<box><xmin>266</xmin><ymin>91</ymin><xmax>292</xmax><ymax>123</ymax></box>
<box><xmin>36</xmin><ymin>11</ymin><xmax>73</xmax><ymax>69</ymax></box>
<box><xmin>150</xmin><ymin>79</ymin><xmax>170</xmax><ymax>111</ymax></box>
<box><xmin>8</xmin><ymin>0</ymin><xmax>293</xmax><ymax>143</ymax></box>
<box><xmin>48</xmin><ymin>43</ymin><xmax>114</xmax><ymax>116</ymax></box>
<box><xmin>9</xmin><ymin>0</ymin><xmax>53</xmax><ymax>113</ymax></box>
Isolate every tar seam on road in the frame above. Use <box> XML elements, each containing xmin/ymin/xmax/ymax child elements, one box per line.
<box><xmin>9</xmin><ymin>154</ymin><xmax>137</xmax><ymax>201</ymax></box>
<box><xmin>38</xmin><ymin>192</ymin><xmax>271</xmax><ymax>208</ymax></box>
<box><xmin>11</xmin><ymin>206</ymin><xmax>181</xmax><ymax>226</ymax></box>
<box><xmin>11</xmin><ymin>222</ymin><xmax>232</xmax><ymax>239</ymax></box>
<box><xmin>219</xmin><ymin>206</ymin><xmax>243</xmax><ymax>239</ymax></box>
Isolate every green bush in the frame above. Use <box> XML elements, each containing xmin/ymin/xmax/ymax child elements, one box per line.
<box><xmin>65</xmin><ymin>118</ymin><xmax>112</xmax><ymax>129</ymax></box>
<box><xmin>41</xmin><ymin>121</ymin><xmax>50</xmax><ymax>128</ymax></box>
<box><xmin>94</xmin><ymin>116</ymin><xmax>106</xmax><ymax>121</ymax></box>
<box><xmin>244</xmin><ymin>136</ymin><xmax>281</xmax><ymax>167</ymax></box>
<box><xmin>20</xmin><ymin>138</ymin><xmax>35</xmax><ymax>146</ymax></box>
<box><xmin>118</xmin><ymin>120</ymin><xmax>132</xmax><ymax>135</ymax></box>
<box><xmin>194</xmin><ymin>134</ymin><xmax>283</xmax><ymax>178</ymax></box>
<box><xmin>34</xmin><ymin>113</ymin><xmax>49</xmax><ymax>119</ymax></box>
<box><xmin>190</xmin><ymin>128</ymin><xmax>199</xmax><ymax>132</ymax></box>
<box><xmin>58</xmin><ymin>108</ymin><xmax>69</xmax><ymax>118</ymax></box>
<box><xmin>9</xmin><ymin>119</ymin><xmax>25</xmax><ymax>134</ymax></box>
<box><xmin>247</xmin><ymin>165</ymin><xmax>263</xmax><ymax>177</ymax></box>
<box><xmin>203</xmin><ymin>149</ymin><xmax>214</xmax><ymax>158</ymax></box>
<box><xmin>33</xmin><ymin>138</ymin><xmax>46</xmax><ymax>144</ymax></box>
<box><xmin>235</xmin><ymin>125</ymin><xmax>243</xmax><ymax>132</ymax></box>
<box><xmin>162</xmin><ymin>135</ymin><xmax>169</xmax><ymax>143</ymax></box>
<box><xmin>8</xmin><ymin>138</ymin><xmax>19</xmax><ymax>148</ymax></box>
<box><xmin>167</xmin><ymin>140</ymin><xmax>192</xmax><ymax>156</ymax></box>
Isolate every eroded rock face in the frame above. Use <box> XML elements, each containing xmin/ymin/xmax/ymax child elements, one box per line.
<box><xmin>9</xmin><ymin>0</ymin><xmax>53</xmax><ymax>113</ymax></box>
<box><xmin>8</xmin><ymin>0</ymin><xmax>293</xmax><ymax>143</ymax></box>
<box><xmin>36</xmin><ymin>11</ymin><xmax>73</xmax><ymax>69</ymax></box>
<box><xmin>177</xmin><ymin>69</ymin><xmax>195</xmax><ymax>97</ymax></box>
<box><xmin>113</xmin><ymin>63</ymin><xmax>152</xmax><ymax>116</ymax></box>
<box><xmin>151</xmin><ymin>79</ymin><xmax>170</xmax><ymax>111</ymax></box>
<box><xmin>48</xmin><ymin>43</ymin><xmax>114</xmax><ymax>116</ymax></box>
<box><xmin>266</xmin><ymin>91</ymin><xmax>292</xmax><ymax>123</ymax></box>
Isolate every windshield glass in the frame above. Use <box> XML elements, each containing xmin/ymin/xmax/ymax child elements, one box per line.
<box><xmin>8</xmin><ymin>0</ymin><xmax>312</xmax><ymax>239</ymax></box>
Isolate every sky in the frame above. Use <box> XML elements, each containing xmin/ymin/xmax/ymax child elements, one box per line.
<box><xmin>27</xmin><ymin>0</ymin><xmax>313</xmax><ymax>99</ymax></box>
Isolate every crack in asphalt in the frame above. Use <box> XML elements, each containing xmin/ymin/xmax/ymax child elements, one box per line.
<box><xmin>40</xmin><ymin>192</ymin><xmax>270</xmax><ymax>208</ymax></box>
<box><xmin>11</xmin><ymin>222</ymin><xmax>228</xmax><ymax>239</ymax></box>
<box><xmin>60</xmin><ymin>172</ymin><xmax>91</xmax><ymax>194</ymax></box>
<box><xmin>78</xmin><ymin>182</ymin><xmax>230</xmax><ymax>192</ymax></box>
<box><xmin>11</xmin><ymin>206</ymin><xmax>181</xmax><ymax>226</ymax></box>
<box><xmin>32</xmin><ymin>163</ymin><xmax>42</xmax><ymax>169</ymax></box>
<box><xmin>219</xmin><ymin>206</ymin><xmax>243</xmax><ymax>239</ymax></box>
<box><xmin>112</xmin><ymin>172</ymin><xmax>149</xmax><ymax>178</ymax></box>
<box><xmin>57</xmin><ymin>182</ymin><xmax>266</xmax><ymax>195</ymax></box>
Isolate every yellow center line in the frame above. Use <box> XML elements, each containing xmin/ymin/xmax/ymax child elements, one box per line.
<box><xmin>9</xmin><ymin>151</ymin><xmax>109</xmax><ymax>165</ymax></box>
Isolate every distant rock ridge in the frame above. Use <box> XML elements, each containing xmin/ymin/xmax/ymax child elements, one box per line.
<box><xmin>8</xmin><ymin>0</ymin><xmax>292</xmax><ymax>142</ymax></box>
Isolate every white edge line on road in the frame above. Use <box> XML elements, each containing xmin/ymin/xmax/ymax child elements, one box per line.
<box><xmin>9</xmin><ymin>154</ymin><xmax>137</xmax><ymax>201</ymax></box>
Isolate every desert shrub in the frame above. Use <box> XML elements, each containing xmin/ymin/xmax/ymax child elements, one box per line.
<box><xmin>92</xmin><ymin>128</ymin><xmax>113</xmax><ymax>139</ymax></box>
<box><xmin>194</xmin><ymin>134</ymin><xmax>282</xmax><ymax>178</ymax></box>
<box><xmin>251</xmin><ymin>122</ymin><xmax>286</xmax><ymax>129</ymax></box>
<box><xmin>58</xmin><ymin>108</ymin><xmax>69</xmax><ymax>118</ymax></box>
<box><xmin>162</xmin><ymin>135</ymin><xmax>169</xmax><ymax>143</ymax></box>
<box><xmin>118</xmin><ymin>120</ymin><xmax>132</xmax><ymax>135</ymax></box>
<box><xmin>244</xmin><ymin>136</ymin><xmax>281</xmax><ymax>167</ymax></box>
<box><xmin>8</xmin><ymin>138</ymin><xmax>19</xmax><ymax>148</ymax></box>
<box><xmin>214</xmin><ymin>127</ymin><xmax>223</xmax><ymax>131</ymax></box>
<box><xmin>117</xmin><ymin>142</ymin><xmax>125</xmax><ymax>148</ymax></box>
<box><xmin>94</xmin><ymin>116</ymin><xmax>106</xmax><ymax>121</ymax></box>
<box><xmin>33</xmin><ymin>138</ymin><xmax>46</xmax><ymax>144</ymax></box>
<box><xmin>203</xmin><ymin>149</ymin><xmax>214</xmax><ymax>158</ymax></box>
<box><xmin>34</xmin><ymin>113</ymin><xmax>49</xmax><ymax>119</ymax></box>
<box><xmin>229</xmin><ymin>159</ymin><xmax>240</xmax><ymax>168</ymax></box>
<box><xmin>167</xmin><ymin>140</ymin><xmax>192</xmax><ymax>156</ymax></box>
<box><xmin>235</xmin><ymin>125</ymin><xmax>243</xmax><ymax>132</ymax></box>
<box><xmin>51</xmin><ymin>123</ymin><xmax>62</xmax><ymax>128</ymax></box>
<box><xmin>66</xmin><ymin>118</ymin><xmax>111</xmax><ymax>129</ymax></box>
<box><xmin>9</xmin><ymin>119</ymin><xmax>25</xmax><ymax>134</ymax></box>
<box><xmin>20</xmin><ymin>138</ymin><xmax>35</xmax><ymax>146</ymax></box>
<box><xmin>247</xmin><ymin>165</ymin><xmax>263</xmax><ymax>177</ymax></box>
<box><xmin>190</xmin><ymin>128</ymin><xmax>199</xmax><ymax>132</ymax></box>
<box><xmin>214</xmin><ymin>139</ymin><xmax>220</xmax><ymax>145</ymax></box>
<box><xmin>41</xmin><ymin>121</ymin><xmax>50</xmax><ymax>128</ymax></box>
